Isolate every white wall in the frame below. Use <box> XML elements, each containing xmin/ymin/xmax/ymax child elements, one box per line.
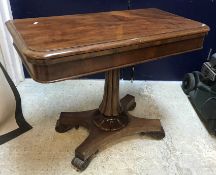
<box><xmin>0</xmin><ymin>46</ymin><xmax>5</xmax><ymax>67</ymax></box>
<box><xmin>0</xmin><ymin>0</ymin><xmax>24</xmax><ymax>85</ymax></box>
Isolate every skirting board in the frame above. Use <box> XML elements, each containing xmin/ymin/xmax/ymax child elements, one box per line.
<box><xmin>0</xmin><ymin>62</ymin><xmax>32</xmax><ymax>145</ymax></box>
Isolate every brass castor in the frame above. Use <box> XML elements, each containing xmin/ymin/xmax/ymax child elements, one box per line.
<box><xmin>72</xmin><ymin>157</ymin><xmax>89</xmax><ymax>171</ymax></box>
<box><xmin>128</xmin><ymin>102</ymin><xmax>136</xmax><ymax>111</ymax></box>
<box><xmin>74</xmin><ymin>124</ymin><xmax>79</xmax><ymax>129</ymax></box>
<box><xmin>55</xmin><ymin>120</ymin><xmax>79</xmax><ymax>133</ymax></box>
<box><xmin>55</xmin><ymin>70</ymin><xmax>165</xmax><ymax>171</ymax></box>
<box><xmin>71</xmin><ymin>151</ymin><xmax>98</xmax><ymax>171</ymax></box>
<box><xmin>140</xmin><ymin>128</ymin><xmax>165</xmax><ymax>140</ymax></box>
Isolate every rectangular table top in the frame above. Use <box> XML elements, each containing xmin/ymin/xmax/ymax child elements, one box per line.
<box><xmin>6</xmin><ymin>8</ymin><xmax>209</xmax><ymax>82</ymax></box>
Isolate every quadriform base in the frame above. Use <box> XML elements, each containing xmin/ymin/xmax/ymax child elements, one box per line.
<box><xmin>55</xmin><ymin>69</ymin><xmax>165</xmax><ymax>171</ymax></box>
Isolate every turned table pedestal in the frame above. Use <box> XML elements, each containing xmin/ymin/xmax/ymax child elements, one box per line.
<box><xmin>6</xmin><ymin>8</ymin><xmax>209</xmax><ymax>171</ymax></box>
<box><xmin>56</xmin><ymin>69</ymin><xmax>164</xmax><ymax>170</ymax></box>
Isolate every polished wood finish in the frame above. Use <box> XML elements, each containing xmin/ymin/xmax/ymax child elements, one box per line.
<box><xmin>96</xmin><ymin>69</ymin><xmax>127</xmax><ymax>131</ymax></box>
<box><xmin>54</xmin><ymin>69</ymin><xmax>164</xmax><ymax>171</ymax></box>
<box><xmin>6</xmin><ymin>8</ymin><xmax>209</xmax><ymax>82</ymax></box>
<box><xmin>99</xmin><ymin>69</ymin><xmax>121</xmax><ymax>117</ymax></box>
<box><xmin>6</xmin><ymin>8</ymin><xmax>209</xmax><ymax>171</ymax></box>
<box><xmin>56</xmin><ymin>93</ymin><xmax>164</xmax><ymax>171</ymax></box>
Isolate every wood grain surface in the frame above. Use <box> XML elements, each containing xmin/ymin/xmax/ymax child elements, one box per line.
<box><xmin>6</xmin><ymin>8</ymin><xmax>209</xmax><ymax>82</ymax></box>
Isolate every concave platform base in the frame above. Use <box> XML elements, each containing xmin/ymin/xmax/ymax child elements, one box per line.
<box><xmin>55</xmin><ymin>69</ymin><xmax>165</xmax><ymax>171</ymax></box>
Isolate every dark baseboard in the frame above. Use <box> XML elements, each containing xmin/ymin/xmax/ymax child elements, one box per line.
<box><xmin>0</xmin><ymin>62</ymin><xmax>32</xmax><ymax>145</ymax></box>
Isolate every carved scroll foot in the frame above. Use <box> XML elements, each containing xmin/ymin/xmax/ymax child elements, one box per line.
<box><xmin>55</xmin><ymin>94</ymin><xmax>164</xmax><ymax>171</ymax></box>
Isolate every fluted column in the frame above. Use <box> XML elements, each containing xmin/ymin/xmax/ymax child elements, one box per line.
<box><xmin>99</xmin><ymin>69</ymin><xmax>122</xmax><ymax>116</ymax></box>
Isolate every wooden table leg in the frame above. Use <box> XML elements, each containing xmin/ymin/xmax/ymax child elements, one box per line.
<box><xmin>55</xmin><ymin>69</ymin><xmax>165</xmax><ymax>171</ymax></box>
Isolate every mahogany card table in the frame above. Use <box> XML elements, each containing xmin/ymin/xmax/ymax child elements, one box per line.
<box><xmin>6</xmin><ymin>8</ymin><xmax>209</xmax><ymax>171</ymax></box>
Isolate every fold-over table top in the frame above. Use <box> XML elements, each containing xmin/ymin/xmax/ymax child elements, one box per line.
<box><xmin>6</xmin><ymin>8</ymin><xmax>209</xmax><ymax>82</ymax></box>
<box><xmin>7</xmin><ymin>8</ymin><xmax>209</xmax><ymax>63</ymax></box>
